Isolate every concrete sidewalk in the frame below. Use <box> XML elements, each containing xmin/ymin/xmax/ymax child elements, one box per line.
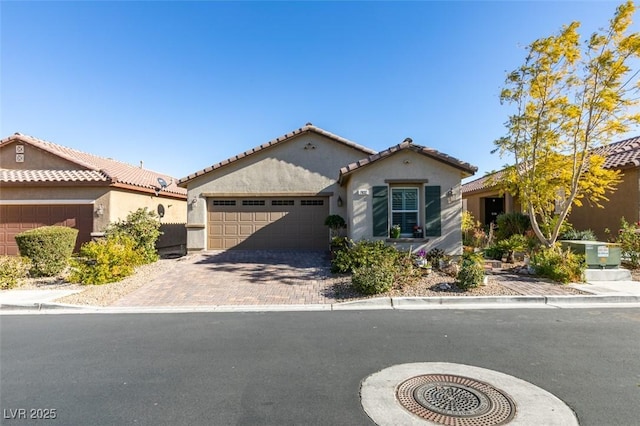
<box><xmin>1</xmin><ymin>280</ymin><xmax>639</xmax><ymax>313</ymax></box>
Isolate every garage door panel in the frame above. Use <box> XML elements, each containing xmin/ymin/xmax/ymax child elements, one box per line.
<box><xmin>210</xmin><ymin>212</ymin><xmax>224</xmax><ymax>221</ymax></box>
<box><xmin>0</xmin><ymin>204</ymin><xmax>93</xmax><ymax>255</ymax></box>
<box><xmin>224</xmin><ymin>212</ymin><xmax>239</xmax><ymax>221</ymax></box>
<box><xmin>224</xmin><ymin>224</ymin><xmax>239</xmax><ymax>236</ymax></box>
<box><xmin>239</xmin><ymin>212</ymin><xmax>254</xmax><ymax>221</ymax></box>
<box><xmin>208</xmin><ymin>197</ymin><xmax>329</xmax><ymax>250</ymax></box>
<box><xmin>239</xmin><ymin>224</ymin><xmax>254</xmax><ymax>235</ymax></box>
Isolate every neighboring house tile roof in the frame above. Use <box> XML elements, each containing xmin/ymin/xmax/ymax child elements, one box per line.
<box><xmin>592</xmin><ymin>135</ymin><xmax>640</xmax><ymax>169</ymax></box>
<box><xmin>0</xmin><ymin>133</ymin><xmax>186</xmax><ymax>197</ymax></box>
<box><xmin>338</xmin><ymin>138</ymin><xmax>478</xmax><ymax>184</ymax></box>
<box><xmin>461</xmin><ymin>135</ymin><xmax>640</xmax><ymax>195</ymax></box>
<box><xmin>0</xmin><ymin>169</ymin><xmax>109</xmax><ymax>183</ymax></box>
<box><xmin>178</xmin><ymin>123</ymin><xmax>377</xmax><ymax>185</ymax></box>
<box><xmin>461</xmin><ymin>169</ymin><xmax>507</xmax><ymax>195</ymax></box>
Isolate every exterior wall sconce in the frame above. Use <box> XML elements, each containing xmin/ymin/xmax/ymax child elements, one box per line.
<box><xmin>337</xmin><ymin>196</ymin><xmax>343</xmax><ymax>207</ymax></box>
<box><xmin>447</xmin><ymin>187</ymin><xmax>457</xmax><ymax>203</ymax></box>
<box><xmin>95</xmin><ymin>204</ymin><xmax>105</xmax><ymax>217</ymax></box>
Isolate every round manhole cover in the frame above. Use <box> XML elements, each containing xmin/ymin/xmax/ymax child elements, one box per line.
<box><xmin>396</xmin><ymin>374</ymin><xmax>516</xmax><ymax>425</ymax></box>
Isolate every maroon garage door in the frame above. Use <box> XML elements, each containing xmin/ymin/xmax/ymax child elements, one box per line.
<box><xmin>0</xmin><ymin>205</ymin><xmax>93</xmax><ymax>256</ymax></box>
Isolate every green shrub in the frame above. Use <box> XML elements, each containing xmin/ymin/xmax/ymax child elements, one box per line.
<box><xmin>0</xmin><ymin>256</ymin><xmax>32</xmax><ymax>289</ymax></box>
<box><xmin>560</xmin><ymin>228</ymin><xmax>597</xmax><ymax>241</ymax></box>
<box><xmin>332</xmin><ymin>240</ymin><xmax>399</xmax><ymax>274</ymax></box>
<box><xmin>456</xmin><ymin>252</ymin><xmax>485</xmax><ymax>290</ymax></box>
<box><xmin>483</xmin><ymin>244</ymin><xmax>506</xmax><ymax>260</ymax></box>
<box><xmin>425</xmin><ymin>248</ymin><xmax>445</xmax><ymax>265</ymax></box>
<box><xmin>324</xmin><ymin>214</ymin><xmax>347</xmax><ymax>238</ymax></box>
<box><xmin>106</xmin><ymin>208</ymin><xmax>161</xmax><ymax>264</ymax></box>
<box><xmin>495</xmin><ymin>212</ymin><xmax>531</xmax><ymax>240</ymax></box>
<box><xmin>352</xmin><ymin>262</ymin><xmax>395</xmax><ymax>295</ymax></box>
<box><xmin>462</xmin><ymin>211</ymin><xmax>488</xmax><ymax>248</ymax></box>
<box><xmin>530</xmin><ymin>245</ymin><xmax>585</xmax><ymax>283</ymax></box>
<box><xmin>68</xmin><ymin>235</ymin><xmax>144</xmax><ymax>285</ymax></box>
<box><xmin>395</xmin><ymin>250</ymin><xmax>422</xmax><ymax>287</ymax></box>
<box><xmin>616</xmin><ymin>218</ymin><xmax>640</xmax><ymax>268</ymax></box>
<box><xmin>15</xmin><ymin>226</ymin><xmax>78</xmax><ymax>277</ymax></box>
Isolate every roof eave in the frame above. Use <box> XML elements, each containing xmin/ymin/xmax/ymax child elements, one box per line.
<box><xmin>179</xmin><ymin>125</ymin><xmax>377</xmax><ymax>186</ymax></box>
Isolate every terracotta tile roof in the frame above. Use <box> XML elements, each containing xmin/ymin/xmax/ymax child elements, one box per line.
<box><xmin>338</xmin><ymin>138</ymin><xmax>477</xmax><ymax>184</ymax></box>
<box><xmin>0</xmin><ymin>169</ymin><xmax>109</xmax><ymax>183</ymax></box>
<box><xmin>461</xmin><ymin>135</ymin><xmax>640</xmax><ymax>194</ymax></box>
<box><xmin>178</xmin><ymin>123</ymin><xmax>377</xmax><ymax>185</ymax></box>
<box><xmin>0</xmin><ymin>133</ymin><xmax>186</xmax><ymax>197</ymax></box>
<box><xmin>461</xmin><ymin>169</ymin><xmax>507</xmax><ymax>194</ymax></box>
<box><xmin>592</xmin><ymin>135</ymin><xmax>640</xmax><ymax>169</ymax></box>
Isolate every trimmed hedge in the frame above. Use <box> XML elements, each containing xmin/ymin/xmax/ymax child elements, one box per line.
<box><xmin>15</xmin><ymin>226</ymin><xmax>78</xmax><ymax>277</ymax></box>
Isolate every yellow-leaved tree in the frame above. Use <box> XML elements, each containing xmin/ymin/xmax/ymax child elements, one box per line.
<box><xmin>494</xmin><ymin>1</ymin><xmax>640</xmax><ymax>247</ymax></box>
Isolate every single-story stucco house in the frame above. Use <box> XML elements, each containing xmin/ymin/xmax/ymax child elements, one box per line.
<box><xmin>178</xmin><ymin>124</ymin><xmax>477</xmax><ymax>254</ymax></box>
<box><xmin>0</xmin><ymin>133</ymin><xmax>187</xmax><ymax>255</ymax></box>
<box><xmin>462</xmin><ymin>135</ymin><xmax>640</xmax><ymax>239</ymax></box>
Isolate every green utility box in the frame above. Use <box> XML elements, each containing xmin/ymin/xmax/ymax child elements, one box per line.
<box><xmin>560</xmin><ymin>240</ymin><xmax>622</xmax><ymax>269</ymax></box>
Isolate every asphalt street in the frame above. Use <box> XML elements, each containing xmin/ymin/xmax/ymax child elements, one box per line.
<box><xmin>1</xmin><ymin>309</ymin><xmax>639</xmax><ymax>426</ymax></box>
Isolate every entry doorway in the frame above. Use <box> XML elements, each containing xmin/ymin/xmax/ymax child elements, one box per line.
<box><xmin>483</xmin><ymin>197</ymin><xmax>504</xmax><ymax>226</ymax></box>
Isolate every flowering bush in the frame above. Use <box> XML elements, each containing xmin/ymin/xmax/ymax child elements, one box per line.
<box><xmin>0</xmin><ymin>256</ymin><xmax>32</xmax><ymax>289</ymax></box>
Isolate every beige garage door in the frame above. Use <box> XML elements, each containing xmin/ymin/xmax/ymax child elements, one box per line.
<box><xmin>207</xmin><ymin>197</ymin><xmax>329</xmax><ymax>250</ymax></box>
<box><xmin>0</xmin><ymin>204</ymin><xmax>93</xmax><ymax>256</ymax></box>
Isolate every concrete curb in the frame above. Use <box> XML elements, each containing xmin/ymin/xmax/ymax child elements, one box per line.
<box><xmin>0</xmin><ymin>302</ymin><xmax>91</xmax><ymax>311</ymax></box>
<box><xmin>2</xmin><ymin>294</ymin><xmax>639</xmax><ymax>314</ymax></box>
<box><xmin>331</xmin><ymin>297</ymin><xmax>393</xmax><ymax>310</ymax></box>
<box><xmin>392</xmin><ymin>295</ymin><xmax>546</xmax><ymax>308</ymax></box>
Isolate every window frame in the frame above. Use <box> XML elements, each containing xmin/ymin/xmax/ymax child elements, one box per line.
<box><xmin>390</xmin><ymin>187</ymin><xmax>419</xmax><ymax>237</ymax></box>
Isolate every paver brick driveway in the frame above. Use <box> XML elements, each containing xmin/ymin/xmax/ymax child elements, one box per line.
<box><xmin>112</xmin><ymin>250</ymin><xmax>343</xmax><ymax>307</ymax></box>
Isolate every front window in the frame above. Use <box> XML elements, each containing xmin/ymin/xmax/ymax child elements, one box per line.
<box><xmin>391</xmin><ymin>188</ymin><xmax>418</xmax><ymax>236</ymax></box>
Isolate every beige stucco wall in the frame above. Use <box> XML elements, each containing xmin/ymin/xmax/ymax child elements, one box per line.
<box><xmin>0</xmin><ymin>185</ymin><xmax>186</xmax><ymax>233</ymax></box>
<box><xmin>345</xmin><ymin>150</ymin><xmax>467</xmax><ymax>255</ymax></box>
<box><xmin>184</xmin><ymin>133</ymin><xmax>369</xmax><ymax>251</ymax></box>
<box><xmin>107</xmin><ymin>190</ymin><xmax>187</xmax><ymax>228</ymax></box>
<box><xmin>567</xmin><ymin>168</ymin><xmax>639</xmax><ymax>239</ymax></box>
<box><xmin>1</xmin><ymin>141</ymin><xmax>82</xmax><ymax>170</ymax></box>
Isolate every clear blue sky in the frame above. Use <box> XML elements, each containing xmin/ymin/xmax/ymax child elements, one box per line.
<box><xmin>2</xmin><ymin>1</ymin><xmax>637</xmax><ymax>181</ymax></box>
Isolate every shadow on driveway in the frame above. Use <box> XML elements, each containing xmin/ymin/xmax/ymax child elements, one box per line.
<box><xmin>193</xmin><ymin>250</ymin><xmax>332</xmax><ymax>286</ymax></box>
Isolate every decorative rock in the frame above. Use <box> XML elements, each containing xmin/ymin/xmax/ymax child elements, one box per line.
<box><xmin>437</xmin><ymin>283</ymin><xmax>452</xmax><ymax>291</ymax></box>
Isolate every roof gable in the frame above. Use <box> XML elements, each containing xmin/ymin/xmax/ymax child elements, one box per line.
<box><xmin>0</xmin><ymin>133</ymin><xmax>186</xmax><ymax>197</ymax></box>
<box><xmin>338</xmin><ymin>138</ymin><xmax>477</xmax><ymax>184</ymax></box>
<box><xmin>178</xmin><ymin>123</ymin><xmax>376</xmax><ymax>186</ymax></box>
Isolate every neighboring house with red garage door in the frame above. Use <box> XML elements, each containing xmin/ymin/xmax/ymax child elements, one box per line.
<box><xmin>178</xmin><ymin>124</ymin><xmax>477</xmax><ymax>254</ymax></box>
<box><xmin>461</xmin><ymin>135</ymin><xmax>640</xmax><ymax>239</ymax></box>
<box><xmin>0</xmin><ymin>133</ymin><xmax>187</xmax><ymax>255</ymax></box>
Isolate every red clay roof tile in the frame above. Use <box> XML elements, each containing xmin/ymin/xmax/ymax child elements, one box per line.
<box><xmin>0</xmin><ymin>133</ymin><xmax>186</xmax><ymax>197</ymax></box>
